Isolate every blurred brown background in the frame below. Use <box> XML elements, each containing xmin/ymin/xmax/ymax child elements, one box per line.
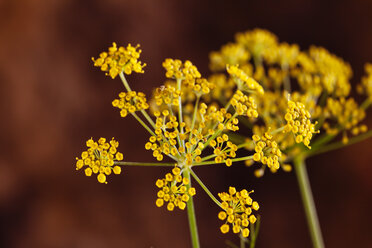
<box><xmin>0</xmin><ymin>0</ymin><xmax>371</xmax><ymax>247</ymax></box>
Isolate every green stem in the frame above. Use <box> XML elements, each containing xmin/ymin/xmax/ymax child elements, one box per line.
<box><xmin>119</xmin><ymin>72</ymin><xmax>156</xmax><ymax>129</ymax></box>
<box><xmin>240</xmin><ymin>235</ymin><xmax>246</xmax><ymax>248</ymax></box>
<box><xmin>249</xmin><ymin>215</ymin><xmax>260</xmax><ymax>248</ymax></box>
<box><xmin>270</xmin><ymin>126</ymin><xmax>285</xmax><ymax>135</ymax></box>
<box><xmin>310</xmin><ymin>133</ymin><xmax>337</xmax><ymax>149</ymax></box>
<box><xmin>183</xmin><ymin>169</ymin><xmax>200</xmax><ymax>248</ymax></box>
<box><xmin>189</xmin><ymin>169</ymin><xmax>221</xmax><ymax>207</ymax></box>
<box><xmin>131</xmin><ymin>112</ymin><xmax>155</xmax><ymax>136</ymax></box>
<box><xmin>226</xmin><ymin>240</ymin><xmax>239</xmax><ymax>248</ymax></box>
<box><xmin>294</xmin><ymin>156</ymin><xmax>324</xmax><ymax>248</ymax></box>
<box><xmin>360</xmin><ymin>98</ymin><xmax>371</xmax><ymax>110</ymax></box>
<box><xmin>119</xmin><ymin>72</ymin><xmax>132</xmax><ymax>91</ymax></box>
<box><xmin>201</xmin><ymin>142</ymin><xmax>252</xmax><ymax>162</ymax></box>
<box><xmin>306</xmin><ymin>130</ymin><xmax>372</xmax><ymax>158</ymax></box>
<box><xmin>177</xmin><ymin>79</ymin><xmax>186</xmax><ymax>148</ymax></box>
<box><xmin>193</xmin><ymin>155</ymin><xmax>253</xmax><ymax>166</ymax></box>
<box><xmin>190</xmin><ymin>96</ymin><xmax>200</xmax><ymax>131</ymax></box>
<box><xmin>282</xmin><ymin>64</ymin><xmax>291</xmax><ymax>93</ymax></box>
<box><xmin>140</xmin><ymin>109</ymin><xmax>156</xmax><ymax>129</ymax></box>
<box><xmin>115</xmin><ymin>161</ymin><xmax>175</xmax><ymax>166</ymax></box>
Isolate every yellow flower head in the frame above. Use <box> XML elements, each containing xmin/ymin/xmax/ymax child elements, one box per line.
<box><xmin>208</xmin><ymin>73</ymin><xmax>236</xmax><ymax>101</ymax></box>
<box><xmin>230</xmin><ymin>90</ymin><xmax>258</xmax><ymax>118</ymax></box>
<box><xmin>75</xmin><ymin>137</ymin><xmax>123</xmax><ymax>184</ymax></box>
<box><xmin>324</xmin><ymin>97</ymin><xmax>367</xmax><ymax>143</ymax></box>
<box><xmin>153</xmin><ymin>84</ymin><xmax>181</xmax><ymax>107</ymax></box>
<box><xmin>252</xmin><ymin>130</ymin><xmax>282</xmax><ymax>173</ymax></box>
<box><xmin>210</xmin><ymin>43</ymin><xmax>250</xmax><ymax>71</ymax></box>
<box><xmin>300</xmin><ymin>46</ymin><xmax>352</xmax><ymax>97</ymax></box>
<box><xmin>162</xmin><ymin>59</ymin><xmax>214</xmax><ymax>96</ymax></box>
<box><xmin>145</xmin><ymin>100</ymin><xmax>240</xmax><ymax>165</ymax></box>
<box><xmin>92</xmin><ymin>42</ymin><xmax>146</xmax><ymax>79</ymax></box>
<box><xmin>162</xmin><ymin>59</ymin><xmax>201</xmax><ymax>82</ymax></box>
<box><xmin>235</xmin><ymin>29</ymin><xmax>278</xmax><ymax>59</ymax></box>
<box><xmin>226</xmin><ymin>65</ymin><xmax>264</xmax><ymax>95</ymax></box>
<box><xmin>112</xmin><ymin>91</ymin><xmax>149</xmax><ymax>118</ymax></box>
<box><xmin>264</xmin><ymin>42</ymin><xmax>300</xmax><ymax>68</ymax></box>
<box><xmin>284</xmin><ymin>100</ymin><xmax>319</xmax><ymax>148</ymax></box>
<box><xmin>210</xmin><ymin>134</ymin><xmax>238</xmax><ymax>166</ymax></box>
<box><xmin>358</xmin><ymin>63</ymin><xmax>372</xmax><ymax>100</ymax></box>
<box><xmin>155</xmin><ymin>167</ymin><xmax>196</xmax><ymax>211</ymax></box>
<box><xmin>218</xmin><ymin>187</ymin><xmax>259</xmax><ymax>238</ymax></box>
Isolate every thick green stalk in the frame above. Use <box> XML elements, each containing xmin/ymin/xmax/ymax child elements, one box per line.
<box><xmin>294</xmin><ymin>156</ymin><xmax>324</xmax><ymax>248</ymax></box>
<box><xmin>183</xmin><ymin>169</ymin><xmax>200</xmax><ymax>248</ymax></box>
<box><xmin>240</xmin><ymin>235</ymin><xmax>246</xmax><ymax>248</ymax></box>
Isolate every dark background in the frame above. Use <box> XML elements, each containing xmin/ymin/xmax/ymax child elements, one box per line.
<box><xmin>0</xmin><ymin>0</ymin><xmax>371</xmax><ymax>247</ymax></box>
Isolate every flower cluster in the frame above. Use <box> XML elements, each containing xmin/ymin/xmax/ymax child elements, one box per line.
<box><xmin>163</xmin><ymin>59</ymin><xmax>215</xmax><ymax>96</ymax></box>
<box><xmin>230</xmin><ymin>90</ymin><xmax>258</xmax><ymax>117</ymax></box>
<box><xmin>112</xmin><ymin>91</ymin><xmax>149</xmax><ymax>117</ymax></box>
<box><xmin>145</xmin><ymin>111</ymin><xmax>181</xmax><ymax>161</ymax></box>
<box><xmin>153</xmin><ymin>84</ymin><xmax>181</xmax><ymax>107</ymax></box>
<box><xmin>284</xmin><ymin>100</ymin><xmax>318</xmax><ymax>148</ymax></box>
<box><xmin>218</xmin><ymin>187</ymin><xmax>259</xmax><ymax>238</ymax></box>
<box><xmin>234</xmin><ymin>29</ymin><xmax>278</xmax><ymax>59</ymax></box>
<box><xmin>252</xmin><ymin>131</ymin><xmax>282</xmax><ymax>172</ymax></box>
<box><xmin>155</xmin><ymin>167</ymin><xmax>196</xmax><ymax>211</ymax></box>
<box><xmin>265</xmin><ymin>43</ymin><xmax>300</xmax><ymax>68</ymax></box>
<box><xmin>163</xmin><ymin>59</ymin><xmax>201</xmax><ymax>82</ymax></box>
<box><xmin>208</xmin><ymin>74</ymin><xmax>236</xmax><ymax>101</ymax></box>
<box><xmin>208</xmin><ymin>29</ymin><xmax>370</xmax><ymax>164</ymax></box>
<box><xmin>324</xmin><ymin>97</ymin><xmax>367</xmax><ymax>143</ymax></box>
<box><xmin>358</xmin><ymin>63</ymin><xmax>372</xmax><ymax>100</ymax></box>
<box><xmin>75</xmin><ymin>138</ymin><xmax>123</xmax><ymax>183</ymax></box>
<box><xmin>210</xmin><ymin>43</ymin><xmax>250</xmax><ymax>71</ymax></box>
<box><xmin>92</xmin><ymin>43</ymin><xmax>146</xmax><ymax>79</ymax></box>
<box><xmin>210</xmin><ymin>134</ymin><xmax>238</xmax><ymax>166</ymax></box>
<box><xmin>78</xmin><ymin>33</ymin><xmax>372</xmax><ymax>246</ymax></box>
<box><xmin>227</xmin><ymin>65</ymin><xmax>264</xmax><ymax>95</ymax></box>
<box><xmin>296</xmin><ymin>46</ymin><xmax>352</xmax><ymax>97</ymax></box>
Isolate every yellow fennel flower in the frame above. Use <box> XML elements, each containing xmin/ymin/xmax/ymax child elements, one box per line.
<box><xmin>252</xmin><ymin>130</ymin><xmax>282</xmax><ymax>172</ymax></box>
<box><xmin>210</xmin><ymin>134</ymin><xmax>238</xmax><ymax>166</ymax></box>
<box><xmin>230</xmin><ymin>90</ymin><xmax>258</xmax><ymax>118</ymax></box>
<box><xmin>218</xmin><ymin>187</ymin><xmax>259</xmax><ymax>238</ymax></box>
<box><xmin>226</xmin><ymin>65</ymin><xmax>264</xmax><ymax>95</ymax></box>
<box><xmin>162</xmin><ymin>59</ymin><xmax>214</xmax><ymax>96</ymax></box>
<box><xmin>112</xmin><ymin>91</ymin><xmax>149</xmax><ymax>117</ymax></box>
<box><xmin>155</xmin><ymin>167</ymin><xmax>196</xmax><ymax>211</ymax></box>
<box><xmin>75</xmin><ymin>137</ymin><xmax>123</xmax><ymax>184</ymax></box>
<box><xmin>92</xmin><ymin>42</ymin><xmax>146</xmax><ymax>79</ymax></box>
<box><xmin>162</xmin><ymin>59</ymin><xmax>201</xmax><ymax>82</ymax></box>
<box><xmin>153</xmin><ymin>84</ymin><xmax>181</xmax><ymax>107</ymax></box>
<box><xmin>324</xmin><ymin>97</ymin><xmax>366</xmax><ymax>143</ymax></box>
<box><xmin>235</xmin><ymin>29</ymin><xmax>278</xmax><ymax>59</ymax></box>
<box><xmin>297</xmin><ymin>46</ymin><xmax>352</xmax><ymax>97</ymax></box>
<box><xmin>208</xmin><ymin>73</ymin><xmax>236</xmax><ymax>101</ymax></box>
<box><xmin>264</xmin><ymin>42</ymin><xmax>300</xmax><ymax>68</ymax></box>
<box><xmin>358</xmin><ymin>63</ymin><xmax>372</xmax><ymax>100</ymax></box>
<box><xmin>284</xmin><ymin>100</ymin><xmax>319</xmax><ymax>148</ymax></box>
<box><xmin>210</xmin><ymin>43</ymin><xmax>250</xmax><ymax>71</ymax></box>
